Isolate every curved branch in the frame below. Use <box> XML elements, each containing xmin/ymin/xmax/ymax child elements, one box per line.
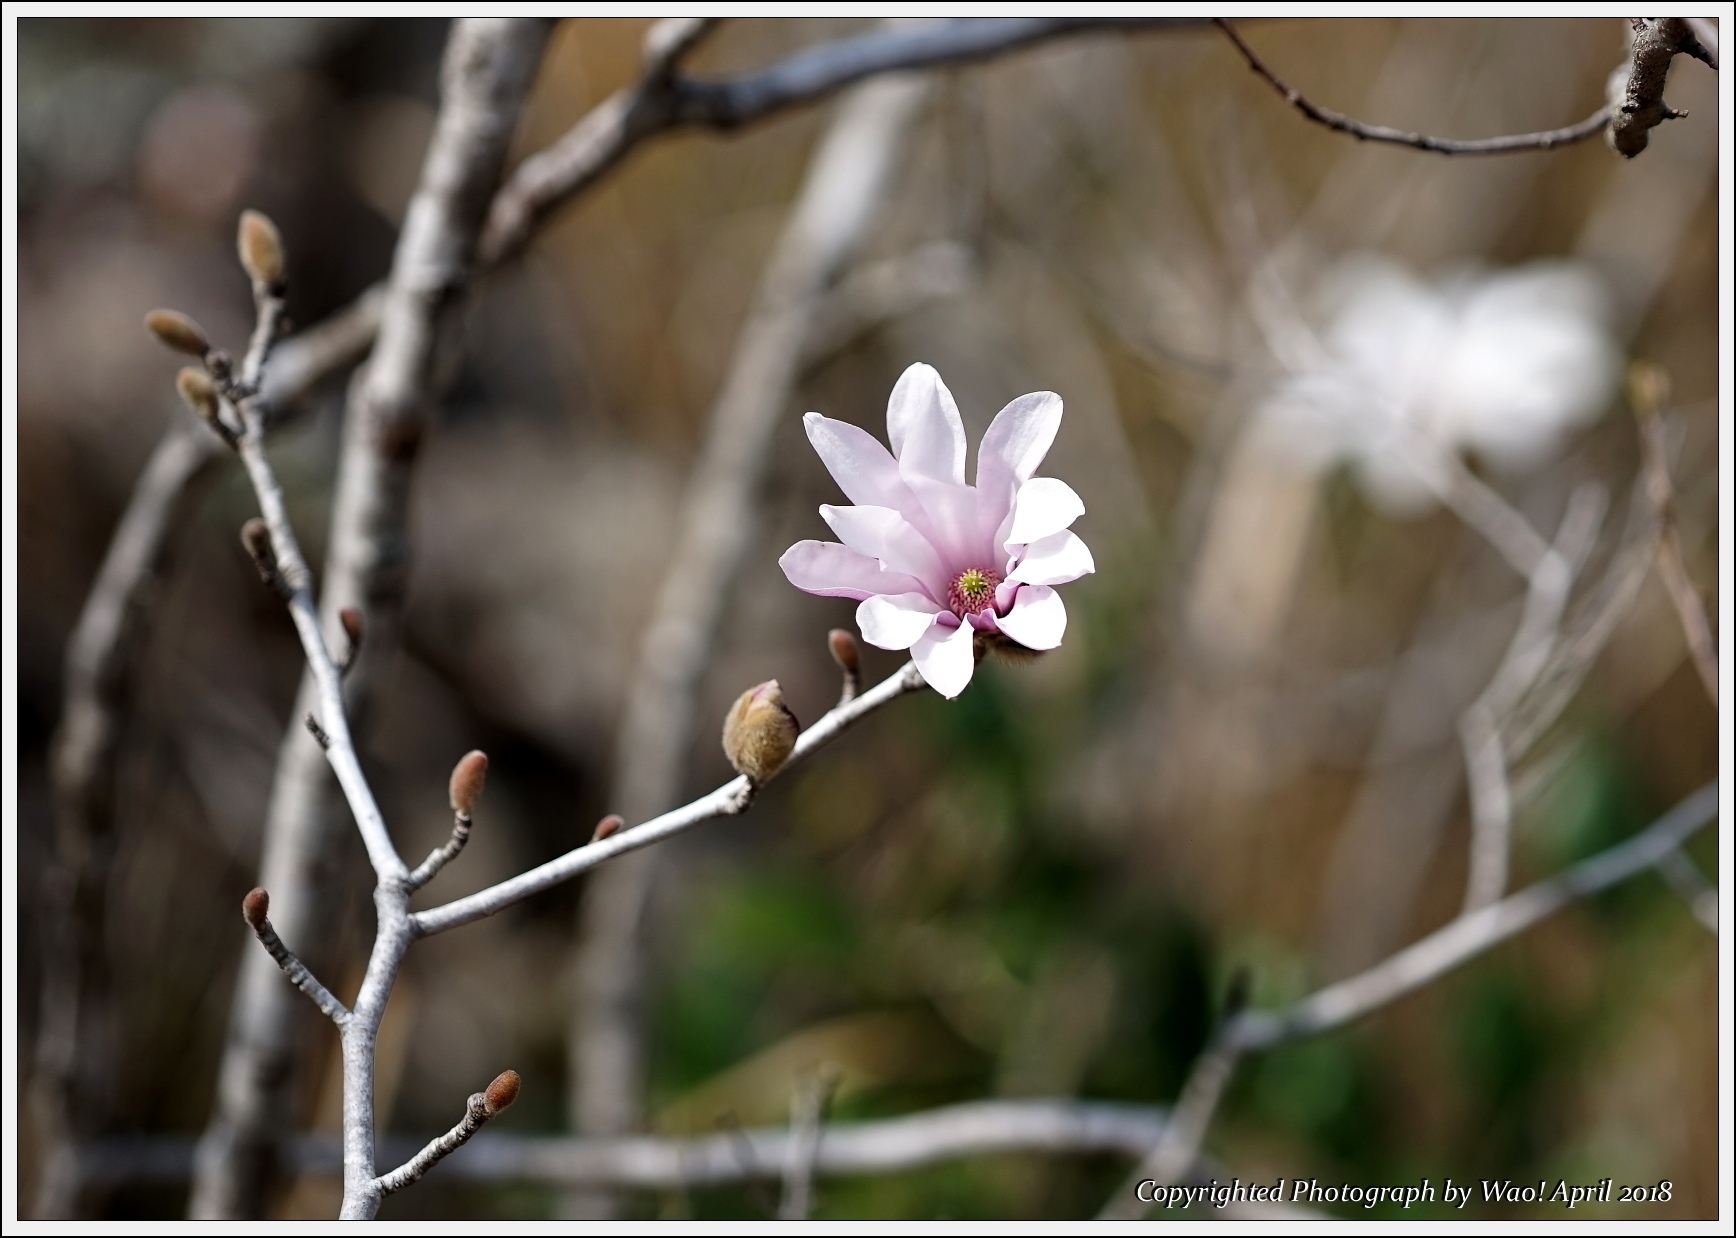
<box><xmin>1217</xmin><ymin>19</ymin><xmax>1611</xmax><ymax>155</ymax></box>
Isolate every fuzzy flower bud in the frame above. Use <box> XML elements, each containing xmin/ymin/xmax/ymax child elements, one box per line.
<box><xmin>449</xmin><ymin>750</ymin><xmax>488</xmax><ymax>816</ymax></box>
<box><xmin>145</xmin><ymin>309</ymin><xmax>210</xmax><ymax>356</ymax></box>
<box><xmin>722</xmin><ymin>680</ymin><xmax>800</xmax><ymax>783</ymax></box>
<box><xmin>827</xmin><ymin>628</ymin><xmax>860</xmax><ymax>677</ymax></box>
<box><xmin>241</xmin><ymin>518</ymin><xmax>281</xmax><ymax>588</ymax></box>
<box><xmin>591</xmin><ymin>814</ymin><xmax>624</xmax><ymax>843</ymax></box>
<box><xmin>339</xmin><ymin>606</ymin><xmax>365</xmax><ymax>648</ymax></box>
<box><xmin>238</xmin><ymin>209</ymin><xmax>286</xmax><ymax>288</ymax></box>
<box><xmin>176</xmin><ymin>367</ymin><xmax>220</xmax><ymax>424</ymax></box>
<box><xmin>242</xmin><ymin>887</ymin><xmax>270</xmax><ymax>930</ymax></box>
<box><xmin>483</xmin><ymin>1069</ymin><xmax>521</xmax><ymax>1116</ymax></box>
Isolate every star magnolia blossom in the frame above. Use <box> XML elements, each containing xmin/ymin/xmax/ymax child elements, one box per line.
<box><xmin>780</xmin><ymin>363</ymin><xmax>1094</xmax><ymax>699</ymax></box>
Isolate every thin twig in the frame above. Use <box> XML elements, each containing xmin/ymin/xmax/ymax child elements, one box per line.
<box><xmin>1237</xmin><ymin>781</ymin><xmax>1719</xmax><ymax>1049</ymax></box>
<box><xmin>416</xmin><ymin>662</ymin><xmax>927</xmax><ymax>938</ymax></box>
<box><xmin>1097</xmin><ymin>1034</ymin><xmax>1242</xmax><ymax>1219</ymax></box>
<box><xmin>1633</xmin><ymin>397</ymin><xmax>1717</xmax><ymax>706</ymax></box>
<box><xmin>1654</xmin><ymin>848</ymin><xmax>1717</xmax><ymax>934</ymax></box>
<box><xmin>779</xmin><ymin>1065</ymin><xmax>841</xmax><ymax>1220</ymax></box>
<box><xmin>244</xmin><ymin>900</ymin><xmax>350</xmax><ymax>1026</ymax></box>
<box><xmin>407</xmin><ymin>813</ymin><xmax>473</xmax><ymax>891</ymax></box>
<box><xmin>373</xmin><ymin>1072</ymin><xmax>519</xmax><ymax>1198</ymax></box>
<box><xmin>1216</xmin><ymin>18</ymin><xmax>1612</xmax><ymax>155</ymax></box>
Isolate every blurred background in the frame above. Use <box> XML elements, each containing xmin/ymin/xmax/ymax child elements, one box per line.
<box><xmin>14</xmin><ymin>16</ymin><xmax>1720</xmax><ymax>1220</ymax></box>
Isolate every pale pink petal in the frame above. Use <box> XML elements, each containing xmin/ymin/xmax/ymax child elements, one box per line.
<box><xmin>820</xmin><ymin>504</ymin><xmax>947</xmax><ymax>595</ymax></box>
<box><xmin>910</xmin><ymin>615</ymin><xmax>978</xmax><ymax>698</ymax></box>
<box><xmin>779</xmin><ymin>540</ymin><xmax>926</xmax><ymax>600</ymax></box>
<box><xmin>907</xmin><ymin>475</ymin><xmax>992</xmax><ymax>571</ymax></box>
<box><xmin>1005</xmin><ymin>477</ymin><xmax>1085</xmax><ymax>548</ymax></box>
<box><xmin>856</xmin><ymin>592</ymin><xmax>943</xmax><ymax>650</ymax></box>
<box><xmin>803</xmin><ymin>413</ymin><xmax>919</xmax><ymax>511</ymax></box>
<box><xmin>887</xmin><ymin>363</ymin><xmax>966</xmax><ymax>486</ymax></box>
<box><xmin>976</xmin><ymin>390</ymin><xmax>1062</xmax><ymax>531</ymax></box>
<box><xmin>994</xmin><ymin>584</ymin><xmax>1067</xmax><ymax>650</ymax></box>
<box><xmin>1008</xmin><ymin>530</ymin><xmax>1095</xmax><ymax>587</ymax></box>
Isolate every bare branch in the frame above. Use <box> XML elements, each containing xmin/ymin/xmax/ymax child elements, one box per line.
<box><xmin>1217</xmin><ymin>18</ymin><xmax>1612</xmax><ymax>155</ymax></box>
<box><xmin>1236</xmin><ymin>781</ymin><xmax>1719</xmax><ymax>1050</ymax></box>
<box><xmin>1097</xmin><ymin>1034</ymin><xmax>1243</xmax><ymax>1219</ymax></box>
<box><xmin>1631</xmin><ymin>369</ymin><xmax>1717</xmax><ymax>706</ymax></box>
<box><xmin>1608</xmin><ymin>18</ymin><xmax>1714</xmax><ymax>157</ymax></box>
<box><xmin>408</xmin><ymin>813</ymin><xmax>472</xmax><ymax>891</ymax></box>
<box><xmin>779</xmin><ymin>1066</ymin><xmax>841</xmax><ymax>1220</ymax></box>
<box><xmin>241</xmin><ymin>890</ymin><xmax>349</xmax><ymax>1026</ymax></box>
<box><xmin>1655</xmin><ymin>848</ymin><xmax>1718</xmax><ymax>933</ymax></box>
<box><xmin>373</xmin><ymin>1071</ymin><xmax>520</xmax><ymax>1198</ymax></box>
<box><xmin>418</xmin><ymin>661</ymin><xmax>924</xmax><ymax>937</ymax></box>
<box><xmin>480</xmin><ymin>17</ymin><xmax>1207</xmax><ymax>265</ymax></box>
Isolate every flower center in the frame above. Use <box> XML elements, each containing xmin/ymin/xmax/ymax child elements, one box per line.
<box><xmin>946</xmin><ymin>567</ymin><xmax>1002</xmax><ymax>618</ymax></box>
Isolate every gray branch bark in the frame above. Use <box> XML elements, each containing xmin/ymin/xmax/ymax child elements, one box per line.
<box><xmin>190</xmin><ymin>19</ymin><xmax>552</xmax><ymax>1220</ymax></box>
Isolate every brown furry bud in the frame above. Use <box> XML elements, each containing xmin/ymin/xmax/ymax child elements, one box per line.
<box><xmin>827</xmin><ymin>629</ymin><xmax>860</xmax><ymax>677</ymax></box>
<box><xmin>145</xmin><ymin>309</ymin><xmax>210</xmax><ymax>356</ymax></box>
<box><xmin>238</xmin><ymin>210</ymin><xmax>285</xmax><ymax>288</ymax></box>
<box><xmin>722</xmin><ymin>680</ymin><xmax>800</xmax><ymax>783</ymax></box>
<box><xmin>449</xmin><ymin>750</ymin><xmax>488</xmax><ymax>816</ymax></box>
<box><xmin>591</xmin><ymin>814</ymin><xmax>624</xmax><ymax>843</ymax></box>
<box><xmin>482</xmin><ymin>1069</ymin><xmax>521</xmax><ymax>1116</ymax></box>
<box><xmin>242</xmin><ymin>887</ymin><xmax>270</xmax><ymax>930</ymax></box>
<box><xmin>339</xmin><ymin>606</ymin><xmax>364</xmax><ymax>650</ymax></box>
<box><xmin>176</xmin><ymin>367</ymin><xmax>220</xmax><ymax>423</ymax></box>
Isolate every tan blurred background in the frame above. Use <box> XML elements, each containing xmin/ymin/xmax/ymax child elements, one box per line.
<box><xmin>14</xmin><ymin>17</ymin><xmax>1720</xmax><ymax>1219</ymax></box>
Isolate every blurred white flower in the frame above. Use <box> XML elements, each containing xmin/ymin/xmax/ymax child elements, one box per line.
<box><xmin>1254</xmin><ymin>254</ymin><xmax>1620</xmax><ymax>515</ymax></box>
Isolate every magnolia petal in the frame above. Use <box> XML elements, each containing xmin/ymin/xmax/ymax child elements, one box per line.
<box><xmin>779</xmin><ymin>540</ymin><xmax>926</xmax><ymax>600</ymax></box>
<box><xmin>820</xmin><ymin>504</ymin><xmax>947</xmax><ymax>593</ymax></box>
<box><xmin>1009</xmin><ymin>530</ymin><xmax>1095</xmax><ymax>587</ymax></box>
<box><xmin>1005</xmin><ymin>477</ymin><xmax>1085</xmax><ymax>548</ymax></box>
<box><xmin>976</xmin><ymin>390</ymin><xmax>1062</xmax><ymax>517</ymax></box>
<box><xmin>856</xmin><ymin>592</ymin><xmax>943</xmax><ymax>650</ymax></box>
<box><xmin>995</xmin><ymin>584</ymin><xmax>1067</xmax><ymax>651</ymax></box>
<box><xmin>887</xmin><ymin>363</ymin><xmax>966</xmax><ymax>487</ymax></box>
<box><xmin>803</xmin><ymin>413</ymin><xmax>919</xmax><ymax>513</ymax></box>
<box><xmin>911</xmin><ymin>615</ymin><xmax>978</xmax><ymax>698</ymax></box>
<box><xmin>907</xmin><ymin>475</ymin><xmax>992</xmax><ymax>570</ymax></box>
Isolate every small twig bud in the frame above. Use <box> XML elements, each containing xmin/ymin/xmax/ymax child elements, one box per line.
<box><xmin>592</xmin><ymin>814</ymin><xmax>624</xmax><ymax>843</ymax></box>
<box><xmin>337</xmin><ymin>606</ymin><xmax>364</xmax><ymax>675</ymax></box>
<box><xmin>238</xmin><ymin>209</ymin><xmax>286</xmax><ymax>289</ymax></box>
<box><xmin>176</xmin><ymin>367</ymin><xmax>219</xmax><ymax>420</ymax></box>
<box><xmin>241</xmin><ymin>517</ymin><xmax>290</xmax><ymax>596</ymax></box>
<box><xmin>722</xmin><ymin>680</ymin><xmax>800</xmax><ymax>783</ymax></box>
<box><xmin>827</xmin><ymin>629</ymin><xmax>860</xmax><ymax>677</ymax></box>
<box><xmin>482</xmin><ymin>1069</ymin><xmax>521</xmax><ymax>1116</ymax></box>
<box><xmin>145</xmin><ymin>309</ymin><xmax>210</xmax><ymax>356</ymax></box>
<box><xmin>242</xmin><ymin>887</ymin><xmax>270</xmax><ymax>930</ymax></box>
<box><xmin>449</xmin><ymin>750</ymin><xmax>489</xmax><ymax>816</ymax></box>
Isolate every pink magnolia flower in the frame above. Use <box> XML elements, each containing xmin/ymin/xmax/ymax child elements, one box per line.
<box><xmin>780</xmin><ymin>363</ymin><xmax>1094</xmax><ymax>698</ymax></box>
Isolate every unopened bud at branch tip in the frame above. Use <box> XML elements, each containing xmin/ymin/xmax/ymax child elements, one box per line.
<box><xmin>238</xmin><ymin>209</ymin><xmax>285</xmax><ymax>288</ymax></box>
<box><xmin>242</xmin><ymin>887</ymin><xmax>269</xmax><ymax>929</ymax></box>
<box><xmin>145</xmin><ymin>309</ymin><xmax>210</xmax><ymax>356</ymax></box>
<box><xmin>339</xmin><ymin>606</ymin><xmax>364</xmax><ymax>648</ymax></box>
<box><xmin>827</xmin><ymin>628</ymin><xmax>860</xmax><ymax>676</ymax></box>
<box><xmin>483</xmin><ymin>1069</ymin><xmax>521</xmax><ymax>1115</ymax></box>
<box><xmin>592</xmin><ymin>814</ymin><xmax>624</xmax><ymax>842</ymax></box>
<box><xmin>449</xmin><ymin>750</ymin><xmax>488</xmax><ymax>815</ymax></box>
<box><xmin>241</xmin><ymin>518</ymin><xmax>275</xmax><ymax>567</ymax></box>
<box><xmin>722</xmin><ymin>680</ymin><xmax>800</xmax><ymax>783</ymax></box>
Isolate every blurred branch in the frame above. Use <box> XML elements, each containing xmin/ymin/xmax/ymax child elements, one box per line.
<box><xmin>1239</xmin><ymin>781</ymin><xmax>1718</xmax><ymax>1049</ymax></box>
<box><xmin>479</xmin><ymin>16</ymin><xmax>1210</xmax><ymax>266</ymax></box>
<box><xmin>778</xmin><ymin>1065</ymin><xmax>841</xmax><ymax>1220</ymax></box>
<box><xmin>192</xmin><ymin>19</ymin><xmax>553</xmax><ymax>1222</ymax></box>
<box><xmin>414</xmin><ymin>661</ymin><xmax>927</xmax><ymax>938</ymax></box>
<box><xmin>1631</xmin><ymin>370</ymin><xmax>1717</xmax><ymax>706</ymax></box>
<box><xmin>569</xmin><ymin>67</ymin><xmax>932</xmax><ymax>1204</ymax></box>
<box><xmin>1097</xmin><ymin>1033</ymin><xmax>1243</xmax><ymax>1219</ymax></box>
<box><xmin>1460</xmin><ymin>483</ymin><xmax>1606</xmax><ymax>911</ymax></box>
<box><xmin>1654</xmin><ymin>847</ymin><xmax>1718</xmax><ymax>934</ymax></box>
<box><xmin>1216</xmin><ymin>18</ymin><xmax>1613</xmax><ymax>155</ymax></box>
